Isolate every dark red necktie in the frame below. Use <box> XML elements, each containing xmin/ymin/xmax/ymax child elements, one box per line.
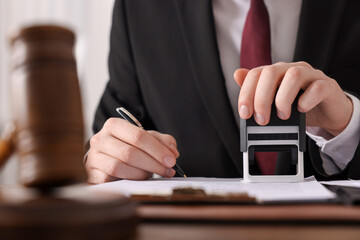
<box><xmin>240</xmin><ymin>0</ymin><xmax>276</xmax><ymax>175</ymax></box>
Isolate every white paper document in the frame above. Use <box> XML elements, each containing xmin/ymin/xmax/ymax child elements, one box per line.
<box><xmin>88</xmin><ymin>177</ymin><xmax>336</xmax><ymax>203</ymax></box>
<box><xmin>320</xmin><ymin>180</ymin><xmax>360</xmax><ymax>188</ymax></box>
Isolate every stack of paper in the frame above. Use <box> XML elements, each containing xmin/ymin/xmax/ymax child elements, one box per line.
<box><xmin>88</xmin><ymin>177</ymin><xmax>336</xmax><ymax>203</ymax></box>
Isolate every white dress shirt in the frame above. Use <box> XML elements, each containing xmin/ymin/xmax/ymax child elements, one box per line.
<box><xmin>212</xmin><ymin>0</ymin><xmax>360</xmax><ymax>175</ymax></box>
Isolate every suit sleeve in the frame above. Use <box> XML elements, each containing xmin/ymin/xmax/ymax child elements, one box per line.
<box><xmin>92</xmin><ymin>0</ymin><xmax>154</xmax><ymax>134</ymax></box>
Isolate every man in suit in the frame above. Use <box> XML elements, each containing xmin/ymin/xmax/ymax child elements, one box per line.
<box><xmin>85</xmin><ymin>0</ymin><xmax>360</xmax><ymax>183</ymax></box>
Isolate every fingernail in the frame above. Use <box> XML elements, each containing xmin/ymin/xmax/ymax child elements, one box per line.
<box><xmin>164</xmin><ymin>156</ymin><xmax>175</xmax><ymax>167</ymax></box>
<box><xmin>255</xmin><ymin>113</ymin><xmax>265</xmax><ymax>125</ymax></box>
<box><xmin>166</xmin><ymin>168</ymin><xmax>176</xmax><ymax>177</ymax></box>
<box><xmin>277</xmin><ymin>110</ymin><xmax>286</xmax><ymax>119</ymax></box>
<box><xmin>239</xmin><ymin>105</ymin><xmax>250</xmax><ymax>119</ymax></box>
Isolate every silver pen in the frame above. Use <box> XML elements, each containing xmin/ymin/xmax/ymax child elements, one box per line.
<box><xmin>116</xmin><ymin>107</ymin><xmax>187</xmax><ymax>178</ymax></box>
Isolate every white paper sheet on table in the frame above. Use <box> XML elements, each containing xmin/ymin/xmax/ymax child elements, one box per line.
<box><xmin>88</xmin><ymin>177</ymin><xmax>336</xmax><ymax>203</ymax></box>
<box><xmin>320</xmin><ymin>180</ymin><xmax>360</xmax><ymax>188</ymax></box>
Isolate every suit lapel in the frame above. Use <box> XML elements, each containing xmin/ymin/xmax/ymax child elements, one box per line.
<box><xmin>174</xmin><ymin>0</ymin><xmax>242</xmax><ymax>173</ymax></box>
<box><xmin>294</xmin><ymin>0</ymin><xmax>347</xmax><ymax>70</ymax></box>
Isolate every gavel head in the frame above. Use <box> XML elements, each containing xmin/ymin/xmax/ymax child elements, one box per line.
<box><xmin>8</xmin><ymin>25</ymin><xmax>87</xmax><ymax>189</ymax></box>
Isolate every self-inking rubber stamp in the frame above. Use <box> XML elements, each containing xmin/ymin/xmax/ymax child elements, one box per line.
<box><xmin>240</xmin><ymin>98</ymin><xmax>306</xmax><ymax>182</ymax></box>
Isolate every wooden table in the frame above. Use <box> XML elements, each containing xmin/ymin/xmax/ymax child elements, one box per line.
<box><xmin>2</xmin><ymin>186</ymin><xmax>360</xmax><ymax>240</ymax></box>
<box><xmin>136</xmin><ymin>203</ymin><xmax>360</xmax><ymax>240</ymax></box>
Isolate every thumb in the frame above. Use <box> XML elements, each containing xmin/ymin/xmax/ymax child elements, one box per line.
<box><xmin>233</xmin><ymin>68</ymin><xmax>249</xmax><ymax>87</ymax></box>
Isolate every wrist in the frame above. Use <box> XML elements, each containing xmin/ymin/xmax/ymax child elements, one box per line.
<box><xmin>327</xmin><ymin>95</ymin><xmax>353</xmax><ymax>136</ymax></box>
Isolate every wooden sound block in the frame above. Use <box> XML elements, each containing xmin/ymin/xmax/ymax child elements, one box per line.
<box><xmin>0</xmin><ymin>186</ymin><xmax>138</xmax><ymax>240</ymax></box>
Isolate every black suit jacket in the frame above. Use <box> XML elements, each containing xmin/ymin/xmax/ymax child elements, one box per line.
<box><xmin>93</xmin><ymin>0</ymin><xmax>360</xmax><ymax>180</ymax></box>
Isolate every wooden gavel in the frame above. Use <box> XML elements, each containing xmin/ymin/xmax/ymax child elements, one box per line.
<box><xmin>0</xmin><ymin>25</ymin><xmax>86</xmax><ymax>188</ymax></box>
<box><xmin>0</xmin><ymin>25</ymin><xmax>137</xmax><ymax>239</ymax></box>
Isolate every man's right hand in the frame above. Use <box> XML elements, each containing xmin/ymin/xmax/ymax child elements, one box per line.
<box><xmin>85</xmin><ymin>118</ymin><xmax>180</xmax><ymax>184</ymax></box>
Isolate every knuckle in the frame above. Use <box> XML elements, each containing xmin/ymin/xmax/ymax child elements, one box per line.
<box><xmin>254</xmin><ymin>94</ymin><xmax>270</xmax><ymax>110</ymax></box>
<box><xmin>163</xmin><ymin>134</ymin><xmax>176</xmax><ymax>145</ymax></box>
<box><xmin>121</xmin><ymin>146</ymin><xmax>137</xmax><ymax>164</ymax></box>
<box><xmin>274</xmin><ymin>61</ymin><xmax>286</xmax><ymax>66</ymax></box>
<box><xmin>89</xmin><ymin>133</ymin><xmax>101</xmax><ymax>148</ymax></box>
<box><xmin>311</xmin><ymin>81</ymin><xmax>327</xmax><ymax>94</ymax></box>
<box><xmin>297</xmin><ymin>101</ymin><xmax>309</xmax><ymax>112</ymax></box>
<box><xmin>104</xmin><ymin>117</ymin><xmax>118</xmax><ymax>129</ymax></box>
<box><xmin>262</xmin><ymin>66</ymin><xmax>277</xmax><ymax>77</ymax></box>
<box><xmin>287</xmin><ymin>67</ymin><xmax>303</xmax><ymax>80</ymax></box>
<box><xmin>315</xmin><ymin>69</ymin><xmax>324</xmax><ymax>76</ymax></box>
<box><xmin>247</xmin><ymin>68</ymin><xmax>262</xmax><ymax>78</ymax></box>
<box><xmin>328</xmin><ymin>77</ymin><xmax>338</xmax><ymax>88</ymax></box>
<box><xmin>254</xmin><ymin>100</ymin><xmax>269</xmax><ymax>112</ymax></box>
<box><xmin>297</xmin><ymin>61</ymin><xmax>311</xmax><ymax>68</ymax></box>
<box><xmin>130</xmin><ymin>129</ymin><xmax>146</xmax><ymax>145</ymax></box>
<box><xmin>105</xmin><ymin>161</ymin><xmax>118</xmax><ymax>176</ymax></box>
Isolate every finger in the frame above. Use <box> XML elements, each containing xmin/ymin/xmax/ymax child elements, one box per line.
<box><xmin>238</xmin><ymin>67</ymin><xmax>262</xmax><ymax>119</ymax></box>
<box><xmin>88</xmin><ymin>151</ymin><xmax>156</xmax><ymax>180</ymax></box>
<box><xmin>275</xmin><ymin>66</ymin><xmax>325</xmax><ymax>119</ymax></box>
<box><xmin>253</xmin><ymin>64</ymin><xmax>287</xmax><ymax>125</ymax></box>
<box><xmin>297</xmin><ymin>79</ymin><xmax>329</xmax><ymax>113</ymax></box>
<box><xmin>92</xmin><ymin>137</ymin><xmax>176</xmax><ymax>178</ymax></box>
<box><xmin>87</xmin><ymin>168</ymin><xmax>119</xmax><ymax>184</ymax></box>
<box><xmin>234</xmin><ymin>68</ymin><xmax>250</xmax><ymax>87</ymax></box>
<box><xmin>148</xmin><ymin>131</ymin><xmax>180</xmax><ymax>158</ymax></box>
<box><xmin>103</xmin><ymin>118</ymin><xmax>177</xmax><ymax>168</ymax></box>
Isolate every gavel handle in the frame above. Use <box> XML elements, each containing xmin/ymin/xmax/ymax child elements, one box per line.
<box><xmin>0</xmin><ymin>124</ymin><xmax>15</xmax><ymax>168</ymax></box>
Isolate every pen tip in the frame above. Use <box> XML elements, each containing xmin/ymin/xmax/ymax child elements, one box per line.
<box><xmin>184</xmin><ymin>174</ymin><xmax>187</xmax><ymax>178</ymax></box>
